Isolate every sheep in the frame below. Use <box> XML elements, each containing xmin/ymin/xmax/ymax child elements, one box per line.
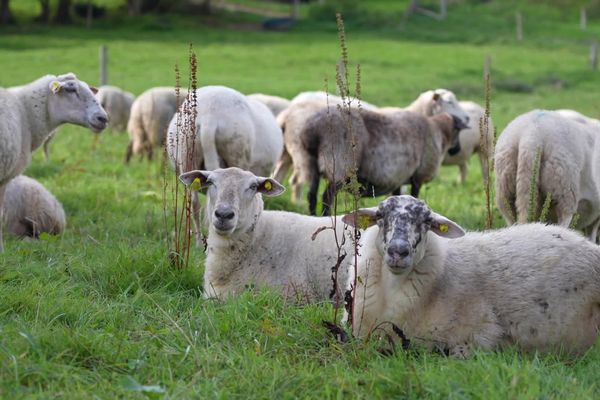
<box><xmin>3</xmin><ymin>175</ymin><xmax>66</xmax><ymax>237</ymax></box>
<box><xmin>0</xmin><ymin>73</ymin><xmax>107</xmax><ymax>250</ymax></box>
<box><xmin>495</xmin><ymin>109</ymin><xmax>600</xmax><ymax>241</ymax></box>
<box><xmin>343</xmin><ymin>195</ymin><xmax>600</xmax><ymax>357</ymax></box>
<box><xmin>295</xmin><ymin>106</ymin><xmax>465</xmax><ymax>215</ymax></box>
<box><xmin>125</xmin><ymin>87</ymin><xmax>187</xmax><ymax>163</ymax></box>
<box><xmin>40</xmin><ymin>85</ymin><xmax>135</xmax><ymax>161</ymax></box>
<box><xmin>275</xmin><ymin>89</ymin><xmax>470</xmax><ymax>202</ymax></box>
<box><xmin>247</xmin><ymin>93</ymin><xmax>291</xmax><ymax>116</ymax></box>
<box><xmin>166</xmin><ymin>85</ymin><xmax>283</xmax><ymax>246</ymax></box>
<box><xmin>179</xmin><ymin>167</ymin><xmax>352</xmax><ymax>302</ymax></box>
<box><xmin>441</xmin><ymin>101</ymin><xmax>494</xmax><ymax>184</ymax></box>
<box><xmin>291</xmin><ymin>91</ymin><xmax>378</xmax><ymax>110</ymax></box>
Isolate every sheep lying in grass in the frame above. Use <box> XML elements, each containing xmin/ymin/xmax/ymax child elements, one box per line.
<box><xmin>299</xmin><ymin>107</ymin><xmax>465</xmax><ymax>215</ymax></box>
<box><xmin>247</xmin><ymin>93</ymin><xmax>290</xmax><ymax>116</ymax></box>
<box><xmin>276</xmin><ymin>89</ymin><xmax>469</xmax><ymax>204</ymax></box>
<box><xmin>495</xmin><ymin>109</ymin><xmax>600</xmax><ymax>240</ymax></box>
<box><xmin>442</xmin><ymin>101</ymin><xmax>494</xmax><ymax>184</ymax></box>
<box><xmin>0</xmin><ymin>73</ymin><xmax>107</xmax><ymax>250</ymax></box>
<box><xmin>167</xmin><ymin>86</ymin><xmax>283</xmax><ymax>246</ymax></box>
<box><xmin>343</xmin><ymin>195</ymin><xmax>600</xmax><ymax>357</ymax></box>
<box><xmin>3</xmin><ymin>175</ymin><xmax>66</xmax><ymax>237</ymax></box>
<box><xmin>125</xmin><ymin>87</ymin><xmax>187</xmax><ymax>163</ymax></box>
<box><xmin>179</xmin><ymin>167</ymin><xmax>352</xmax><ymax>303</ymax></box>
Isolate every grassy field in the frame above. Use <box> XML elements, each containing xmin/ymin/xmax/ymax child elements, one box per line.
<box><xmin>2</xmin><ymin>0</ymin><xmax>600</xmax><ymax>398</ymax></box>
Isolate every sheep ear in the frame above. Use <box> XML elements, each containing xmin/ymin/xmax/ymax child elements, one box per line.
<box><xmin>89</xmin><ymin>86</ymin><xmax>99</xmax><ymax>95</ymax></box>
<box><xmin>343</xmin><ymin>208</ymin><xmax>379</xmax><ymax>230</ymax></box>
<box><xmin>179</xmin><ymin>170</ymin><xmax>210</xmax><ymax>191</ymax></box>
<box><xmin>430</xmin><ymin>212</ymin><xmax>465</xmax><ymax>238</ymax></box>
<box><xmin>257</xmin><ymin>178</ymin><xmax>285</xmax><ymax>197</ymax></box>
<box><xmin>49</xmin><ymin>80</ymin><xmax>63</xmax><ymax>94</ymax></box>
<box><xmin>432</xmin><ymin>92</ymin><xmax>441</xmax><ymax>101</ymax></box>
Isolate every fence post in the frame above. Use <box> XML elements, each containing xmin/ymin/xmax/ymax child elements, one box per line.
<box><xmin>99</xmin><ymin>45</ymin><xmax>108</xmax><ymax>85</ymax></box>
<box><xmin>515</xmin><ymin>11</ymin><xmax>523</xmax><ymax>41</ymax></box>
<box><xmin>580</xmin><ymin>7</ymin><xmax>587</xmax><ymax>30</ymax></box>
<box><xmin>291</xmin><ymin>0</ymin><xmax>300</xmax><ymax>20</ymax></box>
<box><xmin>591</xmin><ymin>39</ymin><xmax>598</xmax><ymax>70</ymax></box>
<box><xmin>440</xmin><ymin>0</ymin><xmax>447</xmax><ymax>20</ymax></box>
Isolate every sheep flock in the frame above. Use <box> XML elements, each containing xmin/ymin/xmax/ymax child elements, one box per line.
<box><xmin>5</xmin><ymin>71</ymin><xmax>600</xmax><ymax>358</ymax></box>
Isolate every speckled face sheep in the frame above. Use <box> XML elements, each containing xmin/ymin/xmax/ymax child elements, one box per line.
<box><xmin>495</xmin><ymin>109</ymin><xmax>600</xmax><ymax>241</ymax></box>
<box><xmin>179</xmin><ymin>167</ymin><xmax>352</xmax><ymax>303</ymax></box>
<box><xmin>344</xmin><ymin>195</ymin><xmax>600</xmax><ymax>357</ymax></box>
<box><xmin>0</xmin><ymin>73</ymin><xmax>107</xmax><ymax>250</ymax></box>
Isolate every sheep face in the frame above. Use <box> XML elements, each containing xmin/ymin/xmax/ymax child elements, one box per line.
<box><xmin>48</xmin><ymin>73</ymin><xmax>108</xmax><ymax>133</ymax></box>
<box><xmin>431</xmin><ymin>89</ymin><xmax>470</xmax><ymax>126</ymax></box>
<box><xmin>179</xmin><ymin>167</ymin><xmax>284</xmax><ymax>236</ymax></box>
<box><xmin>344</xmin><ymin>196</ymin><xmax>465</xmax><ymax>274</ymax></box>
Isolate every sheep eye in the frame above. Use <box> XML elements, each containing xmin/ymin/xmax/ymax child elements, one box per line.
<box><xmin>205</xmin><ymin>179</ymin><xmax>214</xmax><ymax>186</ymax></box>
<box><xmin>249</xmin><ymin>183</ymin><xmax>258</xmax><ymax>191</ymax></box>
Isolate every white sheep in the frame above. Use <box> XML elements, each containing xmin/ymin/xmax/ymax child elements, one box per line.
<box><xmin>41</xmin><ymin>85</ymin><xmax>134</xmax><ymax>161</ymax></box>
<box><xmin>247</xmin><ymin>93</ymin><xmax>291</xmax><ymax>116</ymax></box>
<box><xmin>291</xmin><ymin>91</ymin><xmax>379</xmax><ymax>110</ymax></box>
<box><xmin>3</xmin><ymin>175</ymin><xmax>66</xmax><ymax>237</ymax></box>
<box><xmin>442</xmin><ymin>101</ymin><xmax>494</xmax><ymax>184</ymax></box>
<box><xmin>495</xmin><ymin>109</ymin><xmax>600</xmax><ymax>240</ymax></box>
<box><xmin>125</xmin><ymin>87</ymin><xmax>187</xmax><ymax>163</ymax></box>
<box><xmin>343</xmin><ymin>195</ymin><xmax>600</xmax><ymax>356</ymax></box>
<box><xmin>0</xmin><ymin>73</ymin><xmax>107</xmax><ymax>250</ymax></box>
<box><xmin>179</xmin><ymin>167</ymin><xmax>352</xmax><ymax>303</ymax></box>
<box><xmin>288</xmin><ymin>105</ymin><xmax>465</xmax><ymax>215</ymax></box>
<box><xmin>166</xmin><ymin>85</ymin><xmax>283</xmax><ymax>246</ymax></box>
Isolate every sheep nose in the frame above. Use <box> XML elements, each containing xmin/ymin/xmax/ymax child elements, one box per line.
<box><xmin>387</xmin><ymin>243</ymin><xmax>410</xmax><ymax>259</ymax></box>
<box><xmin>214</xmin><ymin>206</ymin><xmax>235</xmax><ymax>221</ymax></box>
<box><xmin>96</xmin><ymin>114</ymin><xmax>108</xmax><ymax>124</ymax></box>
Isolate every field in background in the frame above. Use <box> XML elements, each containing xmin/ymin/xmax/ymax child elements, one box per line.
<box><xmin>2</xmin><ymin>1</ymin><xmax>600</xmax><ymax>397</ymax></box>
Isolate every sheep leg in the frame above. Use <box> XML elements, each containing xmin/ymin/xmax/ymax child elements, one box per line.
<box><xmin>125</xmin><ymin>141</ymin><xmax>134</xmax><ymax>164</ymax></box>
<box><xmin>459</xmin><ymin>163</ymin><xmax>468</xmax><ymax>184</ymax></box>
<box><xmin>308</xmin><ymin>172</ymin><xmax>320</xmax><ymax>216</ymax></box>
<box><xmin>321</xmin><ymin>181</ymin><xmax>338</xmax><ymax>216</ymax></box>
<box><xmin>587</xmin><ymin>218</ymin><xmax>600</xmax><ymax>243</ymax></box>
<box><xmin>147</xmin><ymin>144</ymin><xmax>154</xmax><ymax>162</ymax></box>
<box><xmin>410</xmin><ymin>177</ymin><xmax>422</xmax><ymax>197</ymax></box>
<box><xmin>273</xmin><ymin>149</ymin><xmax>292</xmax><ymax>182</ymax></box>
<box><xmin>0</xmin><ymin>185</ymin><xmax>6</xmax><ymax>252</ymax></box>
<box><xmin>43</xmin><ymin>139</ymin><xmax>51</xmax><ymax>162</ymax></box>
<box><xmin>191</xmin><ymin>191</ymin><xmax>203</xmax><ymax>247</ymax></box>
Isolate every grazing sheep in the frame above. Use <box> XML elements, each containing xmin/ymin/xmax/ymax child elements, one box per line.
<box><xmin>298</xmin><ymin>107</ymin><xmax>465</xmax><ymax>215</ymax></box>
<box><xmin>276</xmin><ymin>89</ymin><xmax>470</xmax><ymax>202</ymax></box>
<box><xmin>343</xmin><ymin>195</ymin><xmax>600</xmax><ymax>357</ymax></box>
<box><xmin>247</xmin><ymin>93</ymin><xmax>291</xmax><ymax>116</ymax></box>
<box><xmin>179</xmin><ymin>167</ymin><xmax>352</xmax><ymax>302</ymax></box>
<box><xmin>495</xmin><ymin>109</ymin><xmax>600</xmax><ymax>240</ymax></box>
<box><xmin>166</xmin><ymin>86</ymin><xmax>283</xmax><ymax>246</ymax></box>
<box><xmin>291</xmin><ymin>91</ymin><xmax>378</xmax><ymax>110</ymax></box>
<box><xmin>125</xmin><ymin>87</ymin><xmax>187</xmax><ymax>163</ymax></box>
<box><xmin>442</xmin><ymin>101</ymin><xmax>494</xmax><ymax>184</ymax></box>
<box><xmin>96</xmin><ymin>85</ymin><xmax>135</xmax><ymax>131</ymax></box>
<box><xmin>3</xmin><ymin>175</ymin><xmax>66</xmax><ymax>237</ymax></box>
<box><xmin>0</xmin><ymin>73</ymin><xmax>107</xmax><ymax>250</ymax></box>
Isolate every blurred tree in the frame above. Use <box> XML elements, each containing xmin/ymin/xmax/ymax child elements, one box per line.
<box><xmin>0</xmin><ymin>0</ymin><xmax>13</xmax><ymax>24</ymax></box>
<box><xmin>55</xmin><ymin>0</ymin><xmax>72</xmax><ymax>23</ymax></box>
<box><xmin>35</xmin><ymin>0</ymin><xmax>51</xmax><ymax>23</ymax></box>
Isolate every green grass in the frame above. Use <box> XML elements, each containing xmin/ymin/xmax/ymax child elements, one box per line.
<box><xmin>2</xmin><ymin>1</ymin><xmax>600</xmax><ymax>398</ymax></box>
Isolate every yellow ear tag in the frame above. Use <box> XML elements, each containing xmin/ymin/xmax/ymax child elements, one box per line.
<box><xmin>439</xmin><ymin>223</ymin><xmax>449</xmax><ymax>233</ymax></box>
<box><xmin>190</xmin><ymin>177</ymin><xmax>202</xmax><ymax>191</ymax></box>
<box><xmin>264</xmin><ymin>181</ymin><xmax>272</xmax><ymax>191</ymax></box>
<box><xmin>51</xmin><ymin>81</ymin><xmax>61</xmax><ymax>94</ymax></box>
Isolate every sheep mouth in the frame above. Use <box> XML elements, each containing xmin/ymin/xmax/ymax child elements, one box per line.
<box><xmin>89</xmin><ymin>121</ymin><xmax>107</xmax><ymax>133</ymax></box>
<box><xmin>384</xmin><ymin>255</ymin><xmax>412</xmax><ymax>274</ymax></box>
<box><xmin>212</xmin><ymin>222</ymin><xmax>235</xmax><ymax>236</ymax></box>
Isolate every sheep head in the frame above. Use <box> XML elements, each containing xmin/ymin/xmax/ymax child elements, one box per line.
<box><xmin>48</xmin><ymin>73</ymin><xmax>108</xmax><ymax>133</ymax></box>
<box><xmin>179</xmin><ymin>167</ymin><xmax>284</xmax><ymax>236</ymax></box>
<box><xmin>343</xmin><ymin>196</ymin><xmax>464</xmax><ymax>274</ymax></box>
<box><xmin>430</xmin><ymin>89</ymin><xmax>470</xmax><ymax>127</ymax></box>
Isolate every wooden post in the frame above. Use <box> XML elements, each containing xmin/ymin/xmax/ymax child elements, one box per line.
<box><xmin>291</xmin><ymin>0</ymin><xmax>300</xmax><ymax>20</ymax></box>
<box><xmin>440</xmin><ymin>0</ymin><xmax>447</xmax><ymax>20</ymax></box>
<box><xmin>99</xmin><ymin>45</ymin><xmax>108</xmax><ymax>86</ymax></box>
<box><xmin>580</xmin><ymin>7</ymin><xmax>587</xmax><ymax>30</ymax></box>
<box><xmin>484</xmin><ymin>55</ymin><xmax>492</xmax><ymax>80</ymax></box>
<box><xmin>515</xmin><ymin>11</ymin><xmax>523</xmax><ymax>41</ymax></box>
<box><xmin>318</xmin><ymin>0</ymin><xmax>325</xmax><ymax>5</ymax></box>
<box><xmin>591</xmin><ymin>39</ymin><xmax>598</xmax><ymax>70</ymax></box>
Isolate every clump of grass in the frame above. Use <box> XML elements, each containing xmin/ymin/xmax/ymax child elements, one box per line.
<box><xmin>539</xmin><ymin>192</ymin><xmax>552</xmax><ymax>223</ymax></box>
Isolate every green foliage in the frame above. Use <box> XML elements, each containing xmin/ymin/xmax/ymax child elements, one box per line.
<box><xmin>2</xmin><ymin>1</ymin><xmax>600</xmax><ymax>397</ymax></box>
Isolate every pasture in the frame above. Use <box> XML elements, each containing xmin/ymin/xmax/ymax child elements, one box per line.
<box><xmin>1</xmin><ymin>1</ymin><xmax>600</xmax><ymax>397</ymax></box>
